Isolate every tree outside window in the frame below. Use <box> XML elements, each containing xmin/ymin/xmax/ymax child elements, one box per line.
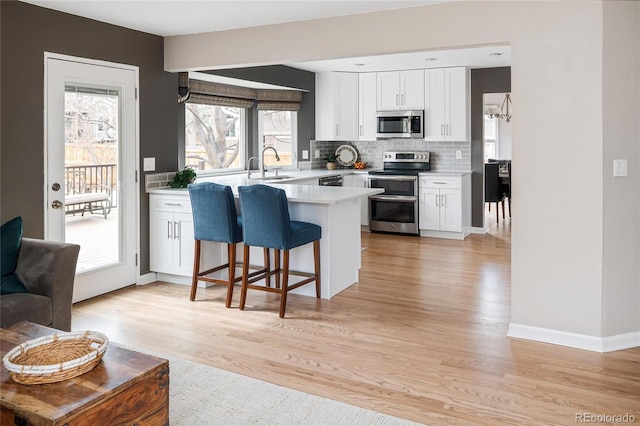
<box><xmin>259</xmin><ymin>110</ymin><xmax>297</xmax><ymax>169</ymax></box>
<box><xmin>185</xmin><ymin>103</ymin><xmax>245</xmax><ymax>172</ymax></box>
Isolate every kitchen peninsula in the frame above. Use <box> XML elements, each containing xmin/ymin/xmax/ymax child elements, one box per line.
<box><xmin>148</xmin><ymin>173</ymin><xmax>383</xmax><ymax>299</ymax></box>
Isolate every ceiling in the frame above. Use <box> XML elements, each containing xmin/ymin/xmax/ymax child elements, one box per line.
<box><xmin>21</xmin><ymin>1</ymin><xmax>443</xmax><ymax>36</ymax></box>
<box><xmin>21</xmin><ymin>0</ymin><xmax>510</xmax><ymax>74</ymax></box>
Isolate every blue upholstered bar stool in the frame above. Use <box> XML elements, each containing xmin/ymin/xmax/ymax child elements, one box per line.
<box><xmin>237</xmin><ymin>184</ymin><xmax>321</xmax><ymax>318</ymax></box>
<box><xmin>188</xmin><ymin>182</ymin><xmax>270</xmax><ymax>308</ymax></box>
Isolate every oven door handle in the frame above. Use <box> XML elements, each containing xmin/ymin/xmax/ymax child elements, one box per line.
<box><xmin>369</xmin><ymin>195</ymin><xmax>417</xmax><ymax>202</ymax></box>
<box><xmin>368</xmin><ymin>175</ymin><xmax>418</xmax><ymax>182</ymax></box>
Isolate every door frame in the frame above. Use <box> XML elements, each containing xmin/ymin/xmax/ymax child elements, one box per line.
<box><xmin>43</xmin><ymin>52</ymin><xmax>141</xmax><ymax>290</ymax></box>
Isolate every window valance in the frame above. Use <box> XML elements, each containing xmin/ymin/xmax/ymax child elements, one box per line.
<box><xmin>178</xmin><ymin>72</ymin><xmax>301</xmax><ymax>111</ymax></box>
<box><xmin>256</xmin><ymin>89</ymin><xmax>302</xmax><ymax>111</ymax></box>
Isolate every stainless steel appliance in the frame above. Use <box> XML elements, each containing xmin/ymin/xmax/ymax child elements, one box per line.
<box><xmin>368</xmin><ymin>151</ymin><xmax>431</xmax><ymax>234</ymax></box>
<box><xmin>318</xmin><ymin>175</ymin><xmax>343</xmax><ymax>186</ymax></box>
<box><xmin>376</xmin><ymin>110</ymin><xmax>424</xmax><ymax>139</ymax></box>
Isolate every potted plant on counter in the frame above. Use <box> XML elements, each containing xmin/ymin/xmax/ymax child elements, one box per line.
<box><xmin>325</xmin><ymin>154</ymin><xmax>337</xmax><ymax>170</ymax></box>
<box><xmin>168</xmin><ymin>166</ymin><xmax>196</xmax><ymax>188</ymax></box>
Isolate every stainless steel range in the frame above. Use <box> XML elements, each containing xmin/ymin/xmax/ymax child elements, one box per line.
<box><xmin>368</xmin><ymin>151</ymin><xmax>430</xmax><ymax>235</ymax></box>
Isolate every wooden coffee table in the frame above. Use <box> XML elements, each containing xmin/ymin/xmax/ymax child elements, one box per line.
<box><xmin>1</xmin><ymin>321</ymin><xmax>169</xmax><ymax>425</ymax></box>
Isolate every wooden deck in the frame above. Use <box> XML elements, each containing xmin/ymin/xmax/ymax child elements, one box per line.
<box><xmin>65</xmin><ymin>207</ymin><xmax>119</xmax><ymax>273</ymax></box>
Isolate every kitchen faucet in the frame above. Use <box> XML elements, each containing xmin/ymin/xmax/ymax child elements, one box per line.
<box><xmin>247</xmin><ymin>156</ymin><xmax>259</xmax><ymax>179</ymax></box>
<box><xmin>261</xmin><ymin>146</ymin><xmax>280</xmax><ymax>177</ymax></box>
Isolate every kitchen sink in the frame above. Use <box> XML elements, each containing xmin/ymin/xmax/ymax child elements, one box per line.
<box><xmin>249</xmin><ymin>175</ymin><xmax>292</xmax><ymax>181</ymax></box>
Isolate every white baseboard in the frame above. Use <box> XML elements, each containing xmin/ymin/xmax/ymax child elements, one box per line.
<box><xmin>137</xmin><ymin>272</ymin><xmax>157</xmax><ymax>285</ymax></box>
<box><xmin>602</xmin><ymin>332</ymin><xmax>640</xmax><ymax>352</ymax></box>
<box><xmin>508</xmin><ymin>323</ymin><xmax>640</xmax><ymax>353</ymax></box>
<box><xmin>469</xmin><ymin>226</ymin><xmax>487</xmax><ymax>234</ymax></box>
<box><xmin>419</xmin><ymin>229</ymin><xmax>465</xmax><ymax>240</ymax></box>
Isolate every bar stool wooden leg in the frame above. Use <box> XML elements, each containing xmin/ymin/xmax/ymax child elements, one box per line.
<box><xmin>313</xmin><ymin>240</ymin><xmax>321</xmax><ymax>299</ymax></box>
<box><xmin>239</xmin><ymin>245</ymin><xmax>250</xmax><ymax>310</ymax></box>
<box><xmin>274</xmin><ymin>249</ymin><xmax>281</xmax><ymax>289</ymax></box>
<box><xmin>264</xmin><ymin>248</ymin><xmax>271</xmax><ymax>288</ymax></box>
<box><xmin>279</xmin><ymin>250</ymin><xmax>290</xmax><ymax>318</ymax></box>
<box><xmin>190</xmin><ymin>240</ymin><xmax>201</xmax><ymax>301</ymax></box>
<box><xmin>225</xmin><ymin>243</ymin><xmax>236</xmax><ymax>308</ymax></box>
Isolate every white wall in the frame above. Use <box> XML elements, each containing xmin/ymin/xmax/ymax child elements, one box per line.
<box><xmin>601</xmin><ymin>1</ymin><xmax>640</xmax><ymax>338</ymax></box>
<box><xmin>165</xmin><ymin>1</ymin><xmax>640</xmax><ymax>348</ymax></box>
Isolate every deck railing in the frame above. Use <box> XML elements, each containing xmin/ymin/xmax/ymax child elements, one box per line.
<box><xmin>65</xmin><ymin>164</ymin><xmax>117</xmax><ymax>214</ymax></box>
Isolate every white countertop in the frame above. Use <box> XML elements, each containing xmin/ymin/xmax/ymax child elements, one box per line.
<box><xmin>148</xmin><ymin>170</ymin><xmax>383</xmax><ymax>204</ymax></box>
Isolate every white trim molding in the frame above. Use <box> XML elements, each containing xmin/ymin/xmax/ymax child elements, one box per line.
<box><xmin>508</xmin><ymin>323</ymin><xmax>640</xmax><ymax>353</ymax></box>
<box><xmin>469</xmin><ymin>226</ymin><xmax>487</xmax><ymax>235</ymax></box>
<box><xmin>137</xmin><ymin>272</ymin><xmax>158</xmax><ymax>286</ymax></box>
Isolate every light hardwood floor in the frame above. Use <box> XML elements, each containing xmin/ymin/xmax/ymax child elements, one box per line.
<box><xmin>72</xmin><ymin>222</ymin><xmax>640</xmax><ymax>425</ymax></box>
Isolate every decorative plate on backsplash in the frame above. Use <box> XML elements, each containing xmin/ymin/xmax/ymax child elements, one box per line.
<box><xmin>335</xmin><ymin>145</ymin><xmax>357</xmax><ymax>167</ymax></box>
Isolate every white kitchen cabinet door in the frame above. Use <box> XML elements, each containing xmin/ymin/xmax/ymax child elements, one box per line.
<box><xmin>424</xmin><ymin>68</ymin><xmax>446</xmax><ymax>141</ymax></box>
<box><xmin>419</xmin><ymin>188</ymin><xmax>441</xmax><ymax>231</ymax></box>
<box><xmin>315</xmin><ymin>72</ymin><xmax>359</xmax><ymax>141</ymax></box>
<box><xmin>358</xmin><ymin>72</ymin><xmax>377</xmax><ymax>140</ymax></box>
<box><xmin>377</xmin><ymin>70</ymin><xmax>424</xmax><ymax>111</ymax></box>
<box><xmin>376</xmin><ymin>71</ymin><xmax>400</xmax><ymax>111</ymax></box>
<box><xmin>174</xmin><ymin>212</ymin><xmax>195</xmax><ymax>276</ymax></box>
<box><xmin>400</xmin><ymin>69</ymin><xmax>424</xmax><ymax>110</ymax></box>
<box><xmin>439</xmin><ymin>188</ymin><xmax>462</xmax><ymax>232</ymax></box>
<box><xmin>424</xmin><ymin>67</ymin><xmax>469</xmax><ymax>142</ymax></box>
<box><xmin>150</xmin><ymin>210</ymin><xmax>177</xmax><ymax>274</ymax></box>
<box><xmin>444</xmin><ymin>67</ymin><xmax>469</xmax><ymax>142</ymax></box>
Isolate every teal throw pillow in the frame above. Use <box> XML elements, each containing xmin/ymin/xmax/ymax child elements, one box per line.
<box><xmin>1</xmin><ymin>216</ymin><xmax>28</xmax><ymax>294</ymax></box>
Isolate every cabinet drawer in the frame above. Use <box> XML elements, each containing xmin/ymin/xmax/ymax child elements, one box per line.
<box><xmin>151</xmin><ymin>196</ymin><xmax>192</xmax><ymax>213</ymax></box>
<box><xmin>420</xmin><ymin>177</ymin><xmax>461</xmax><ymax>189</ymax></box>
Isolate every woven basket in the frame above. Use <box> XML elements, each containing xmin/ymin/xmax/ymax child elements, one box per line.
<box><xmin>2</xmin><ymin>330</ymin><xmax>109</xmax><ymax>385</ymax></box>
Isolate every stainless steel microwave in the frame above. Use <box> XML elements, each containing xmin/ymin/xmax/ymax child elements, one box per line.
<box><xmin>376</xmin><ymin>110</ymin><xmax>424</xmax><ymax>139</ymax></box>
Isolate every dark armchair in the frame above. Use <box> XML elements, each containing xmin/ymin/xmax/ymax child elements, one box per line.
<box><xmin>1</xmin><ymin>238</ymin><xmax>80</xmax><ymax>331</ymax></box>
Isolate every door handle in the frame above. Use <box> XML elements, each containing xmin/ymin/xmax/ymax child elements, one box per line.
<box><xmin>441</xmin><ymin>194</ymin><xmax>445</xmax><ymax>207</ymax></box>
<box><xmin>51</xmin><ymin>200</ymin><xmax>63</xmax><ymax>209</ymax></box>
<box><xmin>51</xmin><ymin>183</ymin><xmax>61</xmax><ymax>191</ymax></box>
<box><xmin>435</xmin><ymin>194</ymin><xmax>439</xmax><ymax>207</ymax></box>
<box><xmin>167</xmin><ymin>221</ymin><xmax>172</xmax><ymax>239</ymax></box>
<box><xmin>174</xmin><ymin>221</ymin><xmax>179</xmax><ymax>240</ymax></box>
<box><xmin>396</xmin><ymin>94</ymin><xmax>399</xmax><ymax>105</ymax></box>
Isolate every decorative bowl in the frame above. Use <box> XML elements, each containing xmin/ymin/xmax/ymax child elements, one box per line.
<box><xmin>354</xmin><ymin>161</ymin><xmax>367</xmax><ymax>169</ymax></box>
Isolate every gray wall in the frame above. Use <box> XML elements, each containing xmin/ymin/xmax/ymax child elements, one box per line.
<box><xmin>470</xmin><ymin>67</ymin><xmax>511</xmax><ymax>228</ymax></box>
<box><xmin>0</xmin><ymin>0</ymin><xmax>179</xmax><ymax>274</ymax></box>
<box><xmin>206</xmin><ymin>66</ymin><xmax>315</xmax><ymax>160</ymax></box>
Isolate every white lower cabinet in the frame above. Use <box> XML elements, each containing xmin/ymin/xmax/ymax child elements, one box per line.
<box><xmin>150</xmin><ymin>195</ymin><xmax>195</xmax><ymax>276</ymax></box>
<box><xmin>419</xmin><ymin>174</ymin><xmax>471</xmax><ymax>240</ymax></box>
<box><xmin>343</xmin><ymin>173</ymin><xmax>369</xmax><ymax>226</ymax></box>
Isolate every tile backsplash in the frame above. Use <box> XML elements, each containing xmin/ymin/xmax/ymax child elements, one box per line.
<box><xmin>308</xmin><ymin>139</ymin><xmax>471</xmax><ymax>171</ymax></box>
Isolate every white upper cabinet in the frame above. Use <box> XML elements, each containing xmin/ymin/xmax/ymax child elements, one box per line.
<box><xmin>358</xmin><ymin>72</ymin><xmax>377</xmax><ymax>141</ymax></box>
<box><xmin>376</xmin><ymin>70</ymin><xmax>425</xmax><ymax>111</ymax></box>
<box><xmin>316</xmin><ymin>72</ymin><xmax>359</xmax><ymax>141</ymax></box>
<box><xmin>424</xmin><ymin>67</ymin><xmax>470</xmax><ymax>142</ymax></box>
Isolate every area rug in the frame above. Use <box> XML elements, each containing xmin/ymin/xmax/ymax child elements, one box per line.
<box><xmin>163</xmin><ymin>353</ymin><xmax>421</xmax><ymax>425</ymax></box>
